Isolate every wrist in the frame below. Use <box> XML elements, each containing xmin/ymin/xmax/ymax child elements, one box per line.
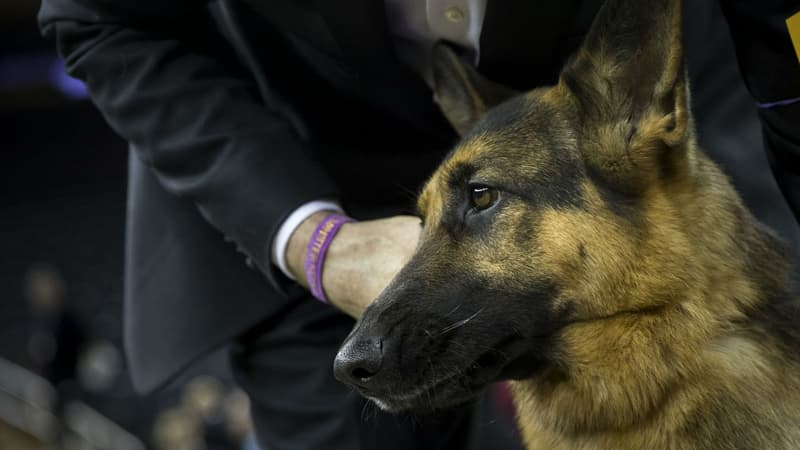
<box><xmin>285</xmin><ymin>210</ymin><xmax>340</xmax><ymax>284</ymax></box>
<box><xmin>272</xmin><ymin>201</ymin><xmax>343</xmax><ymax>279</ymax></box>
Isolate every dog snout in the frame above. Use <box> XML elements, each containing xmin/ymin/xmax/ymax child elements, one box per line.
<box><xmin>333</xmin><ymin>334</ymin><xmax>384</xmax><ymax>387</ymax></box>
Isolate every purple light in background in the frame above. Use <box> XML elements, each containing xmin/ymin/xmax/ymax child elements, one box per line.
<box><xmin>0</xmin><ymin>53</ymin><xmax>88</xmax><ymax>100</ymax></box>
<box><xmin>49</xmin><ymin>58</ymin><xmax>89</xmax><ymax>99</ymax></box>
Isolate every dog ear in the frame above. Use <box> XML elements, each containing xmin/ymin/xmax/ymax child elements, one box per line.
<box><xmin>432</xmin><ymin>43</ymin><xmax>517</xmax><ymax>136</ymax></box>
<box><xmin>560</xmin><ymin>0</ymin><xmax>690</xmax><ymax>193</ymax></box>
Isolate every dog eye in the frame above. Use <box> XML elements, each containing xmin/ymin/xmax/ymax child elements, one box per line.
<box><xmin>470</xmin><ymin>186</ymin><xmax>499</xmax><ymax>211</ymax></box>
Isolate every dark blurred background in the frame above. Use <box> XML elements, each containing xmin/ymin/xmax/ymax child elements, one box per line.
<box><xmin>1</xmin><ymin>2</ymin><xmax>254</xmax><ymax>449</ymax></box>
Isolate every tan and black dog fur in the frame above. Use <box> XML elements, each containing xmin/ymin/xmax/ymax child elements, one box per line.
<box><xmin>333</xmin><ymin>0</ymin><xmax>800</xmax><ymax>448</ymax></box>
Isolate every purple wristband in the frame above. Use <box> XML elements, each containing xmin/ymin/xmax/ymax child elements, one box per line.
<box><xmin>304</xmin><ymin>214</ymin><xmax>354</xmax><ymax>303</ymax></box>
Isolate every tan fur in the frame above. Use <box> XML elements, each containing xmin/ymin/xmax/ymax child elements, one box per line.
<box><xmin>509</xmin><ymin>155</ymin><xmax>800</xmax><ymax>449</ymax></box>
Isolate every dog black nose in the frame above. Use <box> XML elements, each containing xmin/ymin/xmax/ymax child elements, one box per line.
<box><xmin>333</xmin><ymin>335</ymin><xmax>383</xmax><ymax>386</ymax></box>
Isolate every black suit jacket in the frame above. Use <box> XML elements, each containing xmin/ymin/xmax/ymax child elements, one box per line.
<box><xmin>38</xmin><ymin>0</ymin><xmax>800</xmax><ymax>392</ymax></box>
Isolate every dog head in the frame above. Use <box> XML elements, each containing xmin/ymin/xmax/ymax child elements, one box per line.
<box><xmin>334</xmin><ymin>0</ymin><xmax>718</xmax><ymax>413</ymax></box>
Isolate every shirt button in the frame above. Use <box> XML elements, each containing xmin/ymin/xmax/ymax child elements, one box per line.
<box><xmin>444</xmin><ymin>6</ymin><xmax>465</xmax><ymax>23</ymax></box>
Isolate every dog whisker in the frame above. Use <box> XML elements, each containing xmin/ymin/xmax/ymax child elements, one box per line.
<box><xmin>443</xmin><ymin>304</ymin><xmax>462</xmax><ymax>318</ymax></box>
<box><xmin>360</xmin><ymin>395</ymin><xmax>378</xmax><ymax>422</ymax></box>
<box><xmin>438</xmin><ymin>307</ymin><xmax>485</xmax><ymax>336</ymax></box>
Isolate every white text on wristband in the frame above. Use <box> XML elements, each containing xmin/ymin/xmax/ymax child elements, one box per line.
<box><xmin>304</xmin><ymin>214</ymin><xmax>354</xmax><ymax>303</ymax></box>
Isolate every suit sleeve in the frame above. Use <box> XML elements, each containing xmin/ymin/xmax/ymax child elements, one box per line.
<box><xmin>38</xmin><ymin>0</ymin><xmax>340</xmax><ymax>287</ymax></box>
<box><xmin>720</xmin><ymin>1</ymin><xmax>800</xmax><ymax>220</ymax></box>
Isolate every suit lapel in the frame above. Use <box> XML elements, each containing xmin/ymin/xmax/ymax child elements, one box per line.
<box><xmin>318</xmin><ymin>0</ymin><xmax>453</xmax><ymax>137</ymax></box>
<box><xmin>315</xmin><ymin>0</ymin><xmax>396</xmax><ymax>70</ymax></box>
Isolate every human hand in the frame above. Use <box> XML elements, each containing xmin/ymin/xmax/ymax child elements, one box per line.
<box><xmin>286</xmin><ymin>212</ymin><xmax>422</xmax><ymax>318</ymax></box>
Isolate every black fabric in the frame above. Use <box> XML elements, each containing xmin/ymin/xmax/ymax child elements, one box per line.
<box><xmin>124</xmin><ymin>155</ymin><xmax>283</xmax><ymax>391</ymax></box>
<box><xmin>720</xmin><ymin>0</ymin><xmax>800</xmax><ymax>222</ymax></box>
<box><xmin>478</xmin><ymin>0</ymin><xmax>586</xmax><ymax>89</ymax></box>
<box><xmin>685</xmin><ymin>1</ymin><xmax>800</xmax><ymax>262</ymax></box>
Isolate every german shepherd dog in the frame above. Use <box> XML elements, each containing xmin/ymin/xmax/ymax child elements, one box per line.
<box><xmin>334</xmin><ymin>0</ymin><xmax>800</xmax><ymax>448</ymax></box>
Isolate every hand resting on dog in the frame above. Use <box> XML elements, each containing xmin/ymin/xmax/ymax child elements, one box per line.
<box><xmin>285</xmin><ymin>212</ymin><xmax>421</xmax><ymax>318</ymax></box>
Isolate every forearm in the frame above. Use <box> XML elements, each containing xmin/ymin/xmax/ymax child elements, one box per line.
<box><xmin>286</xmin><ymin>213</ymin><xmax>422</xmax><ymax>318</ymax></box>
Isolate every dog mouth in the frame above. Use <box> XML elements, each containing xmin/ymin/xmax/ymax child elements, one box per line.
<box><xmin>358</xmin><ymin>344</ymin><xmax>544</xmax><ymax>413</ymax></box>
<box><xmin>362</xmin><ymin>366</ymin><xmax>485</xmax><ymax>413</ymax></box>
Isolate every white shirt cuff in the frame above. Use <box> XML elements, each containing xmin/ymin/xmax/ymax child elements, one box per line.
<box><xmin>271</xmin><ymin>200</ymin><xmax>344</xmax><ymax>280</ymax></box>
